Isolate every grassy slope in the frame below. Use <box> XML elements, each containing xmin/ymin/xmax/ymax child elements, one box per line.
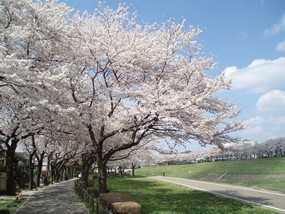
<box><xmin>135</xmin><ymin>157</ymin><xmax>285</xmax><ymax>192</ymax></box>
<box><xmin>108</xmin><ymin>177</ymin><xmax>277</xmax><ymax>214</ymax></box>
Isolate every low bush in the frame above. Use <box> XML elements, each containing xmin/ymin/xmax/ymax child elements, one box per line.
<box><xmin>86</xmin><ymin>186</ymin><xmax>100</xmax><ymax>198</ymax></box>
<box><xmin>78</xmin><ymin>181</ymin><xmax>87</xmax><ymax>189</ymax></box>
<box><xmin>112</xmin><ymin>201</ymin><xmax>141</xmax><ymax>214</ymax></box>
<box><xmin>99</xmin><ymin>192</ymin><xmax>134</xmax><ymax>211</ymax></box>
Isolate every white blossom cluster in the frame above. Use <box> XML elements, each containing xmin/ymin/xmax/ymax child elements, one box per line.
<box><xmin>0</xmin><ymin>0</ymin><xmax>245</xmax><ymax>192</ymax></box>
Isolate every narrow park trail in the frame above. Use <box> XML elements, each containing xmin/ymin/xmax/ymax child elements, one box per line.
<box><xmin>151</xmin><ymin>176</ymin><xmax>285</xmax><ymax>213</ymax></box>
<box><xmin>15</xmin><ymin>178</ymin><xmax>89</xmax><ymax>214</ymax></box>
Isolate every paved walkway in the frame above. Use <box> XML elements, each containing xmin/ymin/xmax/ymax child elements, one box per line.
<box><xmin>151</xmin><ymin>176</ymin><xmax>285</xmax><ymax>213</ymax></box>
<box><xmin>15</xmin><ymin>178</ymin><xmax>89</xmax><ymax>214</ymax></box>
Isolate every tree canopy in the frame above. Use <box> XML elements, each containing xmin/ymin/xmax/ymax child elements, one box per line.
<box><xmin>0</xmin><ymin>0</ymin><xmax>245</xmax><ymax>193</ymax></box>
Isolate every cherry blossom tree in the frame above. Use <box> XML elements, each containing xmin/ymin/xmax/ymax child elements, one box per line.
<box><xmin>1</xmin><ymin>0</ymin><xmax>245</xmax><ymax>194</ymax></box>
<box><xmin>111</xmin><ymin>143</ymin><xmax>157</xmax><ymax>176</ymax></box>
<box><xmin>22</xmin><ymin>135</ymin><xmax>37</xmax><ymax>190</ymax></box>
<box><xmin>1</xmin><ymin>0</ymin><xmax>80</xmax><ymax>194</ymax></box>
<box><xmin>64</xmin><ymin>2</ymin><xmax>244</xmax><ymax>193</ymax></box>
<box><xmin>21</xmin><ymin>134</ymin><xmax>52</xmax><ymax>187</ymax></box>
<box><xmin>80</xmin><ymin>143</ymin><xmax>97</xmax><ymax>187</ymax></box>
<box><xmin>34</xmin><ymin>138</ymin><xmax>48</xmax><ymax>186</ymax></box>
<box><xmin>0</xmin><ymin>91</ymin><xmax>44</xmax><ymax>194</ymax></box>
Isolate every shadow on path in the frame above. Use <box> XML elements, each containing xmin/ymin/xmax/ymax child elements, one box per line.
<box><xmin>15</xmin><ymin>178</ymin><xmax>89</xmax><ymax>214</ymax></box>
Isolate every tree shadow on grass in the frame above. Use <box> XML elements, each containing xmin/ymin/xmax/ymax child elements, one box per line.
<box><xmin>108</xmin><ymin>177</ymin><xmax>275</xmax><ymax>214</ymax></box>
<box><xmin>139</xmin><ymin>190</ymin><xmax>260</xmax><ymax>214</ymax></box>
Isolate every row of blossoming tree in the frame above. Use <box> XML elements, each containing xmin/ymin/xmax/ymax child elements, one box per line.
<box><xmin>0</xmin><ymin>0</ymin><xmax>245</xmax><ymax>195</ymax></box>
<box><xmin>155</xmin><ymin>137</ymin><xmax>285</xmax><ymax>166</ymax></box>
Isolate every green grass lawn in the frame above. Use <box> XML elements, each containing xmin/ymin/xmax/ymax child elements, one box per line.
<box><xmin>134</xmin><ymin>157</ymin><xmax>285</xmax><ymax>192</ymax></box>
<box><xmin>107</xmin><ymin>177</ymin><xmax>277</xmax><ymax>214</ymax></box>
<box><xmin>0</xmin><ymin>197</ymin><xmax>26</xmax><ymax>213</ymax></box>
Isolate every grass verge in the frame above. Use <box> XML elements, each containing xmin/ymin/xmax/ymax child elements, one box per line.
<box><xmin>135</xmin><ymin>158</ymin><xmax>285</xmax><ymax>192</ymax></box>
<box><xmin>73</xmin><ymin>188</ymin><xmax>96</xmax><ymax>214</ymax></box>
<box><xmin>107</xmin><ymin>176</ymin><xmax>277</xmax><ymax>214</ymax></box>
<box><xmin>0</xmin><ymin>197</ymin><xmax>26</xmax><ymax>213</ymax></box>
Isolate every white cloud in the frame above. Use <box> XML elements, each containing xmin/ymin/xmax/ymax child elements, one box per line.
<box><xmin>244</xmin><ymin>116</ymin><xmax>265</xmax><ymax>125</ymax></box>
<box><xmin>267</xmin><ymin>115</ymin><xmax>285</xmax><ymax>125</ymax></box>
<box><xmin>265</xmin><ymin>126</ymin><xmax>285</xmax><ymax>140</ymax></box>
<box><xmin>239</xmin><ymin>115</ymin><xmax>285</xmax><ymax>142</ymax></box>
<box><xmin>276</xmin><ymin>39</ymin><xmax>285</xmax><ymax>52</ymax></box>
<box><xmin>243</xmin><ymin>126</ymin><xmax>264</xmax><ymax>135</ymax></box>
<box><xmin>271</xmin><ymin>126</ymin><xmax>282</xmax><ymax>132</ymax></box>
<box><xmin>223</xmin><ymin>57</ymin><xmax>285</xmax><ymax>93</ymax></box>
<box><xmin>256</xmin><ymin>90</ymin><xmax>285</xmax><ymax>113</ymax></box>
<box><xmin>267</xmin><ymin>136</ymin><xmax>278</xmax><ymax>140</ymax></box>
<box><xmin>264</xmin><ymin>14</ymin><xmax>285</xmax><ymax>36</ymax></box>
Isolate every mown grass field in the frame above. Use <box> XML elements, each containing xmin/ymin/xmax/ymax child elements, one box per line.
<box><xmin>134</xmin><ymin>157</ymin><xmax>285</xmax><ymax>192</ymax></box>
<box><xmin>102</xmin><ymin>157</ymin><xmax>285</xmax><ymax>213</ymax></box>
<box><xmin>107</xmin><ymin>177</ymin><xmax>277</xmax><ymax>214</ymax></box>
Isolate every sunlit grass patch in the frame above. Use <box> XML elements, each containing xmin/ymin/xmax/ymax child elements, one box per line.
<box><xmin>107</xmin><ymin>177</ymin><xmax>277</xmax><ymax>214</ymax></box>
<box><xmin>135</xmin><ymin>158</ymin><xmax>285</xmax><ymax>191</ymax></box>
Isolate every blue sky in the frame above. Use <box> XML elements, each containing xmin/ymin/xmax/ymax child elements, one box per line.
<box><xmin>62</xmin><ymin>0</ymin><xmax>285</xmax><ymax>151</ymax></box>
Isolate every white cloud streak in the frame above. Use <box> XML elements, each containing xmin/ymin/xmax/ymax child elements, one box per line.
<box><xmin>223</xmin><ymin>57</ymin><xmax>285</xmax><ymax>93</ymax></box>
<box><xmin>264</xmin><ymin>14</ymin><xmax>285</xmax><ymax>36</ymax></box>
<box><xmin>243</xmin><ymin>126</ymin><xmax>264</xmax><ymax>135</ymax></box>
<box><xmin>244</xmin><ymin>116</ymin><xmax>265</xmax><ymax>125</ymax></box>
<box><xmin>256</xmin><ymin>90</ymin><xmax>285</xmax><ymax>113</ymax></box>
<box><xmin>276</xmin><ymin>39</ymin><xmax>285</xmax><ymax>52</ymax></box>
<box><xmin>267</xmin><ymin>115</ymin><xmax>285</xmax><ymax>125</ymax></box>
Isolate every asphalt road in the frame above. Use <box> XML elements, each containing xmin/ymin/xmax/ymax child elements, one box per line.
<box><xmin>151</xmin><ymin>176</ymin><xmax>285</xmax><ymax>213</ymax></box>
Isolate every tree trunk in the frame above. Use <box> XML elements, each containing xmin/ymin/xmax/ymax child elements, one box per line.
<box><xmin>118</xmin><ymin>166</ymin><xmax>123</xmax><ymax>177</ymax></box>
<box><xmin>36</xmin><ymin>154</ymin><xmax>44</xmax><ymax>187</ymax></box>
<box><xmin>81</xmin><ymin>156</ymin><xmax>90</xmax><ymax>186</ymax></box>
<box><xmin>68</xmin><ymin>165</ymin><xmax>74</xmax><ymax>179</ymax></box>
<box><xmin>50</xmin><ymin>164</ymin><xmax>55</xmax><ymax>184</ymax></box>
<box><xmin>63</xmin><ymin>167</ymin><xmax>67</xmax><ymax>180</ymax></box>
<box><xmin>54</xmin><ymin>167</ymin><xmax>60</xmax><ymax>182</ymax></box>
<box><xmin>70</xmin><ymin>165</ymin><xmax>75</xmax><ymax>178</ymax></box>
<box><xmin>46</xmin><ymin>156</ymin><xmax>51</xmax><ymax>185</ymax></box>
<box><xmin>5</xmin><ymin>139</ymin><xmax>18</xmax><ymax>195</ymax></box>
<box><xmin>131</xmin><ymin>163</ymin><xmax>135</xmax><ymax>177</ymax></box>
<box><xmin>81</xmin><ymin>165</ymin><xmax>89</xmax><ymax>187</ymax></box>
<box><xmin>81</xmin><ymin>152</ymin><xmax>96</xmax><ymax>186</ymax></box>
<box><xmin>97</xmin><ymin>159</ymin><xmax>108</xmax><ymax>194</ymax></box>
<box><xmin>6</xmin><ymin>140</ymin><xmax>19</xmax><ymax>195</ymax></box>
<box><xmin>29</xmin><ymin>155</ymin><xmax>34</xmax><ymax>190</ymax></box>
